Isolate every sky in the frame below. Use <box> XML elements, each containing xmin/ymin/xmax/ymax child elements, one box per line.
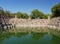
<box><xmin>0</xmin><ymin>0</ymin><xmax>60</xmax><ymax>14</ymax></box>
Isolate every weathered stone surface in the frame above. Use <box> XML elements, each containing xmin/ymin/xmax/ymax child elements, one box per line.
<box><xmin>49</xmin><ymin>17</ymin><xmax>60</xmax><ymax>28</ymax></box>
<box><xmin>0</xmin><ymin>16</ymin><xmax>60</xmax><ymax>29</ymax></box>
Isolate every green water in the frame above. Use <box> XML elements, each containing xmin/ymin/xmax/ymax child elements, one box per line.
<box><xmin>0</xmin><ymin>28</ymin><xmax>60</xmax><ymax>44</ymax></box>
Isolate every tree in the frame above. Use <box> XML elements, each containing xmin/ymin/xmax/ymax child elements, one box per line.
<box><xmin>30</xmin><ymin>9</ymin><xmax>47</xmax><ymax>19</ymax></box>
<box><xmin>42</xmin><ymin>14</ymin><xmax>48</xmax><ymax>19</ymax></box>
<box><xmin>14</xmin><ymin>12</ymin><xmax>22</xmax><ymax>18</ymax></box>
<box><xmin>0</xmin><ymin>7</ymin><xmax>14</xmax><ymax>18</ymax></box>
<box><xmin>0</xmin><ymin>7</ymin><xmax>5</xmax><ymax>17</ymax></box>
<box><xmin>4</xmin><ymin>11</ymin><xmax>14</xmax><ymax>18</ymax></box>
<box><xmin>22</xmin><ymin>13</ymin><xmax>29</xmax><ymax>19</ymax></box>
<box><xmin>14</xmin><ymin>12</ymin><xmax>29</xmax><ymax>19</ymax></box>
<box><xmin>51</xmin><ymin>3</ymin><xmax>60</xmax><ymax>17</ymax></box>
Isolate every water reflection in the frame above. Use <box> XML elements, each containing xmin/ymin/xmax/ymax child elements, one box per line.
<box><xmin>52</xmin><ymin>35</ymin><xmax>60</xmax><ymax>44</ymax></box>
<box><xmin>0</xmin><ymin>28</ymin><xmax>60</xmax><ymax>44</ymax></box>
<box><xmin>31</xmin><ymin>32</ymin><xmax>47</xmax><ymax>40</ymax></box>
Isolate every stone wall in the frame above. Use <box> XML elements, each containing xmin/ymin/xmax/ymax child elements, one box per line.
<box><xmin>9</xmin><ymin>18</ymin><xmax>49</xmax><ymax>28</ymax></box>
<box><xmin>9</xmin><ymin>17</ymin><xmax>60</xmax><ymax>29</ymax></box>
<box><xmin>49</xmin><ymin>17</ymin><xmax>60</xmax><ymax>28</ymax></box>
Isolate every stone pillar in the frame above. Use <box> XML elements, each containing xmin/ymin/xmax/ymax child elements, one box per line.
<box><xmin>29</xmin><ymin>16</ymin><xmax>31</xmax><ymax>19</ymax></box>
<box><xmin>48</xmin><ymin>16</ymin><xmax>50</xmax><ymax>21</ymax></box>
<box><xmin>15</xmin><ymin>15</ymin><xmax>17</xmax><ymax>18</ymax></box>
<box><xmin>48</xmin><ymin>16</ymin><xmax>51</xmax><ymax>24</ymax></box>
<box><xmin>48</xmin><ymin>16</ymin><xmax>50</xmax><ymax>20</ymax></box>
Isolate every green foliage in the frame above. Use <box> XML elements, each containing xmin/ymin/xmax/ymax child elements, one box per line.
<box><xmin>22</xmin><ymin>13</ymin><xmax>29</xmax><ymax>19</ymax></box>
<box><xmin>0</xmin><ymin>7</ymin><xmax>4</xmax><ymax>16</ymax></box>
<box><xmin>0</xmin><ymin>7</ymin><xmax>49</xmax><ymax>19</ymax></box>
<box><xmin>4</xmin><ymin>11</ymin><xmax>14</xmax><ymax>18</ymax></box>
<box><xmin>30</xmin><ymin>9</ymin><xmax>48</xmax><ymax>19</ymax></box>
<box><xmin>14</xmin><ymin>12</ymin><xmax>29</xmax><ymax>19</ymax></box>
<box><xmin>14</xmin><ymin>12</ymin><xmax>22</xmax><ymax>18</ymax></box>
<box><xmin>1</xmin><ymin>3</ymin><xmax>60</xmax><ymax>19</ymax></box>
<box><xmin>42</xmin><ymin>14</ymin><xmax>48</xmax><ymax>19</ymax></box>
<box><xmin>0</xmin><ymin>7</ymin><xmax>14</xmax><ymax>18</ymax></box>
<box><xmin>51</xmin><ymin>3</ymin><xmax>60</xmax><ymax>17</ymax></box>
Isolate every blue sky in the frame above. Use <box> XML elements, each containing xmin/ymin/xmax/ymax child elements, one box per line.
<box><xmin>0</xmin><ymin>0</ymin><xmax>60</xmax><ymax>14</ymax></box>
